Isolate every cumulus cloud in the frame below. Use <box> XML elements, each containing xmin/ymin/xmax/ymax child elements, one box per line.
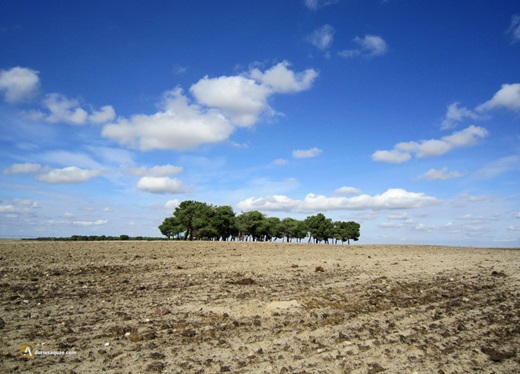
<box><xmin>136</xmin><ymin>176</ymin><xmax>185</xmax><ymax>194</ymax></box>
<box><xmin>0</xmin><ymin>66</ymin><xmax>40</xmax><ymax>103</ymax></box>
<box><xmin>4</xmin><ymin>162</ymin><xmax>102</xmax><ymax>184</ymax></box>
<box><xmin>129</xmin><ymin>164</ymin><xmax>183</xmax><ymax>177</ymax></box>
<box><xmin>103</xmin><ymin>88</ymin><xmax>234</xmax><ymax>151</ymax></box>
<box><xmin>306</xmin><ymin>25</ymin><xmax>335</xmax><ymax>50</ymax></box>
<box><xmin>339</xmin><ymin>35</ymin><xmax>388</xmax><ymax>59</ymax></box>
<box><xmin>335</xmin><ymin>186</ymin><xmax>361</xmax><ymax>195</ymax></box>
<box><xmin>190</xmin><ymin>62</ymin><xmax>318</xmax><ymax>127</ymax></box>
<box><xmin>30</xmin><ymin>93</ymin><xmax>116</xmax><ymax>125</ymax></box>
<box><xmin>249</xmin><ymin>61</ymin><xmax>319</xmax><ymax>94</ymax></box>
<box><xmin>507</xmin><ymin>15</ymin><xmax>520</xmax><ymax>43</ymax></box>
<box><xmin>237</xmin><ymin>188</ymin><xmax>441</xmax><ymax>213</ymax></box>
<box><xmin>190</xmin><ymin>75</ymin><xmax>270</xmax><ymax>127</ymax></box>
<box><xmin>418</xmin><ymin>167</ymin><xmax>464</xmax><ymax>180</ymax></box>
<box><xmin>476</xmin><ymin>83</ymin><xmax>520</xmax><ymax>113</ymax></box>
<box><xmin>441</xmin><ymin>102</ymin><xmax>481</xmax><ymax>130</ymax></box>
<box><xmin>103</xmin><ymin>62</ymin><xmax>318</xmax><ymax>150</ymax></box>
<box><xmin>89</xmin><ymin>105</ymin><xmax>116</xmax><ymax>124</ymax></box>
<box><xmin>371</xmin><ymin>149</ymin><xmax>412</xmax><ymax>163</ymax></box>
<box><xmin>292</xmin><ymin>147</ymin><xmax>322</xmax><ymax>158</ymax></box>
<box><xmin>37</xmin><ymin>166</ymin><xmax>103</xmax><ymax>184</ymax></box>
<box><xmin>372</xmin><ymin>125</ymin><xmax>488</xmax><ymax>163</ymax></box>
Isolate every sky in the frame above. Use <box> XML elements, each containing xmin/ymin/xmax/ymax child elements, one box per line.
<box><xmin>1</xmin><ymin>0</ymin><xmax>519</xmax><ymax>246</ymax></box>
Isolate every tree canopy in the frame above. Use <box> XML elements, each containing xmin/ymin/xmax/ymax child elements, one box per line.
<box><xmin>159</xmin><ymin>200</ymin><xmax>360</xmax><ymax>244</ymax></box>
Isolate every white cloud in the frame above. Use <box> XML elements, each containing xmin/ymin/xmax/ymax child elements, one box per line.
<box><xmin>103</xmin><ymin>88</ymin><xmax>234</xmax><ymax>151</ymax></box>
<box><xmin>306</xmin><ymin>25</ymin><xmax>335</xmax><ymax>50</ymax></box>
<box><xmin>387</xmin><ymin>212</ymin><xmax>410</xmax><ymax>220</ymax></box>
<box><xmin>507</xmin><ymin>15</ymin><xmax>520</xmax><ymax>43</ymax></box>
<box><xmin>237</xmin><ymin>188</ymin><xmax>441</xmax><ymax>213</ymax></box>
<box><xmin>129</xmin><ymin>164</ymin><xmax>183</xmax><ymax>177</ymax></box>
<box><xmin>136</xmin><ymin>176</ymin><xmax>185</xmax><ymax>194</ymax></box>
<box><xmin>304</xmin><ymin>0</ymin><xmax>339</xmax><ymax>11</ymax></box>
<box><xmin>372</xmin><ymin>125</ymin><xmax>488</xmax><ymax>163</ymax></box>
<box><xmin>272</xmin><ymin>158</ymin><xmax>289</xmax><ymax>166</ymax></box>
<box><xmin>474</xmin><ymin>155</ymin><xmax>520</xmax><ymax>179</ymax></box>
<box><xmin>27</xmin><ymin>93</ymin><xmax>116</xmax><ymax>125</ymax></box>
<box><xmin>418</xmin><ymin>167</ymin><xmax>464</xmax><ymax>180</ymax></box>
<box><xmin>190</xmin><ymin>75</ymin><xmax>270</xmax><ymax>127</ymax></box>
<box><xmin>191</xmin><ymin>62</ymin><xmax>318</xmax><ymax>127</ymax></box>
<box><xmin>476</xmin><ymin>83</ymin><xmax>520</xmax><ymax>112</ymax></box>
<box><xmin>3</xmin><ymin>163</ymin><xmax>43</xmax><ymax>175</ymax></box>
<box><xmin>335</xmin><ymin>186</ymin><xmax>361</xmax><ymax>195</ymax></box>
<box><xmin>0</xmin><ymin>198</ymin><xmax>39</xmax><ymax>215</ymax></box>
<box><xmin>4</xmin><ymin>162</ymin><xmax>103</xmax><ymax>184</ymax></box>
<box><xmin>165</xmin><ymin>199</ymin><xmax>181</xmax><ymax>210</ymax></box>
<box><xmin>0</xmin><ymin>66</ymin><xmax>40</xmax><ymax>103</ymax></box>
<box><xmin>339</xmin><ymin>35</ymin><xmax>388</xmax><ymax>59</ymax></box>
<box><xmin>25</xmin><ymin>93</ymin><xmax>116</xmax><ymax>125</ymax></box>
<box><xmin>72</xmin><ymin>220</ymin><xmax>108</xmax><ymax>226</ymax></box>
<box><xmin>40</xmin><ymin>150</ymin><xmax>103</xmax><ymax>169</ymax></box>
<box><xmin>441</xmin><ymin>102</ymin><xmax>481</xmax><ymax>130</ymax></box>
<box><xmin>249</xmin><ymin>61</ymin><xmax>319</xmax><ymax>94</ymax></box>
<box><xmin>371</xmin><ymin>149</ymin><xmax>412</xmax><ymax>163</ymax></box>
<box><xmin>292</xmin><ymin>147</ymin><xmax>322</xmax><ymax>158</ymax></box>
<box><xmin>37</xmin><ymin>166</ymin><xmax>103</xmax><ymax>184</ymax></box>
<box><xmin>41</xmin><ymin>93</ymin><xmax>89</xmax><ymax>124</ymax></box>
<box><xmin>0</xmin><ymin>205</ymin><xmax>17</xmax><ymax>213</ymax></box>
<box><xmin>89</xmin><ymin>105</ymin><xmax>116</xmax><ymax>124</ymax></box>
<box><xmin>103</xmin><ymin>63</ymin><xmax>318</xmax><ymax>150</ymax></box>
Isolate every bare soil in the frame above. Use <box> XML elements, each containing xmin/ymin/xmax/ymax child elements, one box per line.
<box><xmin>1</xmin><ymin>241</ymin><xmax>519</xmax><ymax>373</ymax></box>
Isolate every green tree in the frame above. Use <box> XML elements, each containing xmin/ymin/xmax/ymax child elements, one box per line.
<box><xmin>344</xmin><ymin>221</ymin><xmax>360</xmax><ymax>244</ymax></box>
<box><xmin>173</xmin><ymin>200</ymin><xmax>213</xmax><ymax>240</ymax></box>
<box><xmin>293</xmin><ymin>220</ymin><xmax>308</xmax><ymax>243</ymax></box>
<box><xmin>281</xmin><ymin>217</ymin><xmax>298</xmax><ymax>242</ymax></box>
<box><xmin>159</xmin><ymin>216</ymin><xmax>183</xmax><ymax>239</ymax></box>
<box><xmin>305</xmin><ymin>213</ymin><xmax>334</xmax><ymax>243</ymax></box>
<box><xmin>333</xmin><ymin>220</ymin><xmax>360</xmax><ymax>244</ymax></box>
<box><xmin>211</xmin><ymin>205</ymin><xmax>237</xmax><ymax>241</ymax></box>
<box><xmin>236</xmin><ymin>210</ymin><xmax>266</xmax><ymax>241</ymax></box>
<box><xmin>266</xmin><ymin>217</ymin><xmax>283</xmax><ymax>242</ymax></box>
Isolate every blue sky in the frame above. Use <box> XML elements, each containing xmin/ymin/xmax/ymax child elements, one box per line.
<box><xmin>1</xmin><ymin>0</ymin><xmax>519</xmax><ymax>246</ymax></box>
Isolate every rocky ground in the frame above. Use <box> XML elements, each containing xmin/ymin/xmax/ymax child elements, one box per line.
<box><xmin>1</xmin><ymin>240</ymin><xmax>519</xmax><ymax>373</ymax></box>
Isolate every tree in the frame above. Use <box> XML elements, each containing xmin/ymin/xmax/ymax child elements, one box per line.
<box><xmin>173</xmin><ymin>200</ymin><xmax>213</xmax><ymax>240</ymax></box>
<box><xmin>344</xmin><ymin>221</ymin><xmax>360</xmax><ymax>244</ymax></box>
<box><xmin>159</xmin><ymin>217</ymin><xmax>183</xmax><ymax>240</ymax></box>
<box><xmin>333</xmin><ymin>220</ymin><xmax>360</xmax><ymax>244</ymax></box>
<box><xmin>236</xmin><ymin>210</ymin><xmax>266</xmax><ymax>241</ymax></box>
<box><xmin>266</xmin><ymin>217</ymin><xmax>283</xmax><ymax>242</ymax></box>
<box><xmin>211</xmin><ymin>205</ymin><xmax>237</xmax><ymax>241</ymax></box>
<box><xmin>281</xmin><ymin>217</ymin><xmax>298</xmax><ymax>242</ymax></box>
<box><xmin>158</xmin><ymin>199</ymin><xmax>361</xmax><ymax>244</ymax></box>
<box><xmin>305</xmin><ymin>213</ymin><xmax>334</xmax><ymax>243</ymax></box>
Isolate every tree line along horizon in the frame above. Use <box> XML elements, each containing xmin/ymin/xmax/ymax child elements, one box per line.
<box><xmin>159</xmin><ymin>200</ymin><xmax>360</xmax><ymax>244</ymax></box>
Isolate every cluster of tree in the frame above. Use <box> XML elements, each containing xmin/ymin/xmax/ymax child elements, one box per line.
<box><xmin>26</xmin><ymin>235</ymin><xmax>166</xmax><ymax>241</ymax></box>
<box><xmin>159</xmin><ymin>200</ymin><xmax>360</xmax><ymax>244</ymax></box>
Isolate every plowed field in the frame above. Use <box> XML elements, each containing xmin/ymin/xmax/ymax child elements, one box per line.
<box><xmin>1</xmin><ymin>241</ymin><xmax>519</xmax><ymax>373</ymax></box>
